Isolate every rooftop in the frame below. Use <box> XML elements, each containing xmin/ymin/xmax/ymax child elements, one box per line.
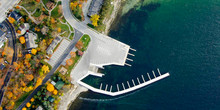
<box><xmin>46</xmin><ymin>36</ymin><xmax>62</xmax><ymax>55</ymax></box>
<box><xmin>25</xmin><ymin>32</ymin><xmax>38</xmax><ymax>49</ymax></box>
<box><xmin>0</xmin><ymin>0</ymin><xmax>19</xmax><ymax>23</ymax></box>
<box><xmin>87</xmin><ymin>0</ymin><xmax>104</xmax><ymax>17</ymax></box>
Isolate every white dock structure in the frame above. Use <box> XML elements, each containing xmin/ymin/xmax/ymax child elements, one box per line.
<box><xmin>77</xmin><ymin>69</ymin><xmax>170</xmax><ymax>96</ymax></box>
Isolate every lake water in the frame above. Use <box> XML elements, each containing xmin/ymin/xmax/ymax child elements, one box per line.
<box><xmin>69</xmin><ymin>0</ymin><xmax>220</xmax><ymax>109</ymax></box>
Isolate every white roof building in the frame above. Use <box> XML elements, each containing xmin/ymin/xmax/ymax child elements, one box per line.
<box><xmin>25</xmin><ymin>32</ymin><xmax>38</xmax><ymax>49</ymax></box>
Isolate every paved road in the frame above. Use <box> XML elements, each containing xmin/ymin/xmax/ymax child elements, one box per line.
<box><xmin>0</xmin><ymin>19</ymin><xmax>17</xmax><ymax>106</ymax></box>
<box><xmin>17</xmin><ymin>29</ymin><xmax>83</xmax><ymax>110</ymax></box>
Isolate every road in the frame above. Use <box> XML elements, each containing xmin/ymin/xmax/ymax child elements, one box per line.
<box><xmin>0</xmin><ymin>19</ymin><xmax>17</xmax><ymax>106</ymax></box>
<box><xmin>17</xmin><ymin>29</ymin><xmax>83</xmax><ymax>110</ymax></box>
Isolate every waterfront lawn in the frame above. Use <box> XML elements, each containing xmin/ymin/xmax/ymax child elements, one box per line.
<box><xmin>80</xmin><ymin>34</ymin><xmax>91</xmax><ymax>50</ymax></box>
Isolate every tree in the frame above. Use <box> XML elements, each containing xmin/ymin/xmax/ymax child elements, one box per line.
<box><xmin>30</xmin><ymin>98</ymin><xmax>35</xmax><ymax>102</ymax></box>
<box><xmin>66</xmin><ymin>59</ymin><xmax>73</xmax><ymax>66</ymax></box>
<box><xmin>51</xmin><ymin>18</ymin><xmax>55</xmax><ymax>24</ymax></box>
<box><xmin>90</xmin><ymin>14</ymin><xmax>100</xmax><ymax>27</ymax></box>
<box><xmin>75</xmin><ymin>41</ymin><xmax>83</xmax><ymax>49</ymax></box>
<box><xmin>19</xmin><ymin>36</ymin><xmax>26</xmax><ymax>44</ymax></box>
<box><xmin>25</xmin><ymin>54</ymin><xmax>32</xmax><ymax>59</ymax></box>
<box><xmin>70</xmin><ymin>51</ymin><xmax>76</xmax><ymax>58</ymax></box>
<box><xmin>53</xmin><ymin>89</ymin><xmax>58</xmax><ymax>95</ymax></box>
<box><xmin>47</xmin><ymin>83</ymin><xmax>54</xmax><ymax>92</ymax></box>
<box><xmin>57</xmin><ymin>27</ymin><xmax>61</xmax><ymax>33</ymax></box>
<box><xmin>26</xmin><ymin>102</ymin><xmax>31</xmax><ymax>108</ymax></box>
<box><xmin>34</xmin><ymin>78</ymin><xmax>42</xmax><ymax>89</ymax></box>
<box><xmin>31</xmin><ymin>49</ymin><xmax>37</xmax><ymax>55</ymax></box>
<box><xmin>25</xmin><ymin>74</ymin><xmax>34</xmax><ymax>81</ymax></box>
<box><xmin>6</xmin><ymin>91</ymin><xmax>13</xmax><ymax>99</ymax></box>
<box><xmin>42</xmin><ymin>65</ymin><xmax>49</xmax><ymax>73</ymax></box>
<box><xmin>22</xmin><ymin>107</ymin><xmax>27</xmax><ymax>110</ymax></box>
<box><xmin>17</xmin><ymin>30</ymin><xmax>21</xmax><ymax>34</ymax></box>
<box><xmin>15</xmin><ymin>6</ymin><xmax>20</xmax><ymax>9</ymax></box>
<box><xmin>8</xmin><ymin>17</ymin><xmax>15</xmax><ymax>24</ymax></box>
<box><xmin>36</xmin><ymin>0</ymin><xmax>40</xmax><ymax>3</ymax></box>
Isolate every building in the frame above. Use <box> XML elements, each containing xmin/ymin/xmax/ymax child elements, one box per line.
<box><xmin>46</xmin><ymin>36</ymin><xmax>62</xmax><ymax>55</ymax></box>
<box><xmin>54</xmin><ymin>81</ymin><xmax>64</xmax><ymax>90</ymax></box>
<box><xmin>0</xmin><ymin>30</ymin><xmax>6</xmax><ymax>48</ymax></box>
<box><xmin>25</xmin><ymin>32</ymin><xmax>38</xmax><ymax>49</ymax></box>
<box><xmin>41</xmin><ymin>26</ymin><xmax>49</xmax><ymax>35</ymax></box>
<box><xmin>19</xmin><ymin>23</ymin><xmax>30</xmax><ymax>35</ymax></box>
<box><xmin>9</xmin><ymin>11</ymin><xmax>22</xmax><ymax>21</ymax></box>
<box><xmin>87</xmin><ymin>0</ymin><xmax>104</xmax><ymax>17</ymax></box>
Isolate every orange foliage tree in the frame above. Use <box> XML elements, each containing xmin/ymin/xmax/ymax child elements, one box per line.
<box><xmin>75</xmin><ymin>41</ymin><xmax>83</xmax><ymax>49</ymax></box>
<box><xmin>42</xmin><ymin>65</ymin><xmax>49</xmax><ymax>73</ymax></box>
<box><xmin>66</xmin><ymin>59</ymin><xmax>73</xmax><ymax>66</ymax></box>
<box><xmin>31</xmin><ymin>49</ymin><xmax>37</xmax><ymax>55</ymax></box>
<box><xmin>57</xmin><ymin>27</ymin><xmax>61</xmax><ymax>33</ymax></box>
<box><xmin>47</xmin><ymin>83</ymin><xmax>54</xmax><ymax>92</ymax></box>
<box><xmin>70</xmin><ymin>51</ymin><xmax>76</xmax><ymax>58</ymax></box>
<box><xmin>25</xmin><ymin>54</ymin><xmax>31</xmax><ymax>59</ymax></box>
<box><xmin>19</xmin><ymin>36</ymin><xmax>26</xmax><ymax>44</ymax></box>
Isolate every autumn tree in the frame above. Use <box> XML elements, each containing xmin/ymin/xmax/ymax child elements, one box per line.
<box><xmin>24</xmin><ymin>74</ymin><xmax>34</xmax><ymax>81</ymax></box>
<box><xmin>19</xmin><ymin>36</ymin><xmax>26</xmax><ymax>44</ymax></box>
<box><xmin>75</xmin><ymin>41</ymin><xmax>83</xmax><ymax>49</ymax></box>
<box><xmin>25</xmin><ymin>54</ymin><xmax>31</xmax><ymax>59</ymax></box>
<box><xmin>70</xmin><ymin>51</ymin><xmax>76</xmax><ymax>58</ymax></box>
<box><xmin>6</xmin><ymin>91</ymin><xmax>13</xmax><ymax>99</ymax></box>
<box><xmin>31</xmin><ymin>49</ymin><xmax>37</xmax><ymax>55</ymax></box>
<box><xmin>66</xmin><ymin>59</ymin><xmax>73</xmax><ymax>66</ymax></box>
<box><xmin>8</xmin><ymin>17</ymin><xmax>15</xmax><ymax>23</ymax></box>
<box><xmin>47</xmin><ymin>83</ymin><xmax>54</xmax><ymax>92</ymax></box>
<box><xmin>17</xmin><ymin>30</ymin><xmax>21</xmax><ymax>34</ymax></box>
<box><xmin>36</xmin><ymin>0</ymin><xmax>40</xmax><ymax>3</ymax></box>
<box><xmin>42</xmin><ymin>65</ymin><xmax>49</xmax><ymax>73</ymax></box>
<box><xmin>51</xmin><ymin>18</ymin><xmax>56</xmax><ymax>24</ymax></box>
<box><xmin>34</xmin><ymin>78</ymin><xmax>42</xmax><ymax>89</ymax></box>
<box><xmin>90</xmin><ymin>14</ymin><xmax>100</xmax><ymax>27</ymax></box>
<box><xmin>53</xmin><ymin>89</ymin><xmax>58</xmax><ymax>95</ymax></box>
<box><xmin>26</xmin><ymin>102</ymin><xmax>31</xmax><ymax>108</ymax></box>
<box><xmin>57</xmin><ymin>27</ymin><xmax>61</xmax><ymax>33</ymax></box>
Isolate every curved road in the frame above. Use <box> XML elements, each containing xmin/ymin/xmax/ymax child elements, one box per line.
<box><xmin>0</xmin><ymin>19</ymin><xmax>17</xmax><ymax>106</ymax></box>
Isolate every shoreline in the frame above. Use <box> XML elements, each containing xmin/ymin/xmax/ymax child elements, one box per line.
<box><xmin>103</xmin><ymin>0</ymin><xmax>123</xmax><ymax>35</ymax></box>
<box><xmin>58</xmin><ymin>84</ymin><xmax>88</xmax><ymax>110</ymax></box>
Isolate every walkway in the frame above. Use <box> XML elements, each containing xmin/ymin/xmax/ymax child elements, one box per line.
<box><xmin>78</xmin><ymin>69</ymin><xmax>170</xmax><ymax>96</ymax></box>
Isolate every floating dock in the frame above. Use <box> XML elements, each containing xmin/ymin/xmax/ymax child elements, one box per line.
<box><xmin>78</xmin><ymin>69</ymin><xmax>170</xmax><ymax>96</ymax></box>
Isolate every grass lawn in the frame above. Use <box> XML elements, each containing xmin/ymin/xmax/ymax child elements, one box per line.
<box><xmin>51</xmin><ymin>5</ymin><xmax>62</xmax><ymax>18</ymax></box>
<box><xmin>66</xmin><ymin>55</ymin><xmax>80</xmax><ymax>74</ymax></box>
<box><xmin>14</xmin><ymin>91</ymin><xmax>32</xmax><ymax>109</ymax></box>
<box><xmin>20</xmin><ymin>0</ymin><xmax>40</xmax><ymax>12</ymax></box>
<box><xmin>80</xmin><ymin>34</ymin><xmax>91</xmax><ymax>48</ymax></box>
<box><xmin>56</xmin><ymin>22</ymin><xmax>70</xmax><ymax>37</ymax></box>
<box><xmin>33</xmin><ymin>8</ymin><xmax>42</xmax><ymax>17</ymax></box>
<box><xmin>69</xmin><ymin>33</ymin><xmax>74</xmax><ymax>40</ymax></box>
<box><xmin>42</xmin><ymin>0</ymin><xmax>50</xmax><ymax>5</ymax></box>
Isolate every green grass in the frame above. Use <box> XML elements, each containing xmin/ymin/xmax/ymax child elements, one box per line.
<box><xmin>80</xmin><ymin>34</ymin><xmax>91</xmax><ymax>48</ymax></box>
<box><xmin>20</xmin><ymin>0</ymin><xmax>40</xmax><ymax>12</ymax></box>
<box><xmin>69</xmin><ymin>33</ymin><xmax>74</xmax><ymax>40</ymax></box>
<box><xmin>51</xmin><ymin>5</ymin><xmax>62</xmax><ymax>18</ymax></box>
<box><xmin>33</xmin><ymin>8</ymin><xmax>42</xmax><ymax>17</ymax></box>
<box><xmin>66</xmin><ymin>55</ymin><xmax>80</xmax><ymax>74</ymax></box>
<box><xmin>14</xmin><ymin>91</ymin><xmax>32</xmax><ymax>109</ymax></box>
<box><xmin>42</xmin><ymin>0</ymin><xmax>50</xmax><ymax>5</ymax></box>
<box><xmin>67</xmin><ymin>22</ymin><xmax>74</xmax><ymax>31</ymax></box>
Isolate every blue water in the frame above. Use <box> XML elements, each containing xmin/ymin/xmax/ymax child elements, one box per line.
<box><xmin>69</xmin><ymin>0</ymin><xmax>220</xmax><ymax>109</ymax></box>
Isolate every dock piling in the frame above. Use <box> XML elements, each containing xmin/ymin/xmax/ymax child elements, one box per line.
<box><xmin>110</xmin><ymin>85</ymin><xmax>112</xmax><ymax>92</ymax></box>
<box><xmin>147</xmin><ymin>73</ymin><xmax>151</xmax><ymax>80</ymax></box>
<box><xmin>157</xmin><ymin>68</ymin><xmax>161</xmax><ymax>76</ymax></box>
<box><xmin>122</xmin><ymin>83</ymin><xmax>125</xmax><ymax>90</ymax></box>
<box><xmin>132</xmin><ymin>79</ymin><xmax>136</xmax><ymax>86</ymax></box>
<box><xmin>117</xmin><ymin>84</ymin><xmax>120</xmax><ymax>91</ymax></box>
<box><xmin>128</xmin><ymin>53</ymin><xmax>135</xmax><ymax>56</ymax></box>
<box><xmin>130</xmin><ymin>48</ymin><xmax>136</xmax><ymax>51</ymax></box>
<box><xmin>126</xmin><ymin>58</ymin><xmax>133</xmax><ymax>61</ymax></box>
<box><xmin>137</xmin><ymin>77</ymin><xmax>140</xmax><ymax>84</ymax></box>
<box><xmin>127</xmin><ymin>81</ymin><xmax>130</xmax><ymax>88</ymax></box>
<box><xmin>105</xmin><ymin>84</ymin><xmax>108</xmax><ymax>91</ymax></box>
<box><xmin>100</xmin><ymin>83</ymin><xmax>102</xmax><ymax>90</ymax></box>
<box><xmin>125</xmin><ymin>63</ymin><xmax>132</xmax><ymax>67</ymax></box>
<box><xmin>141</xmin><ymin>75</ymin><xmax>145</xmax><ymax>82</ymax></box>
<box><xmin>152</xmin><ymin>71</ymin><xmax>156</xmax><ymax>78</ymax></box>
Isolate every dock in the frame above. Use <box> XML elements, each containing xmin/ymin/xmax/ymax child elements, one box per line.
<box><xmin>77</xmin><ymin>69</ymin><xmax>170</xmax><ymax>96</ymax></box>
